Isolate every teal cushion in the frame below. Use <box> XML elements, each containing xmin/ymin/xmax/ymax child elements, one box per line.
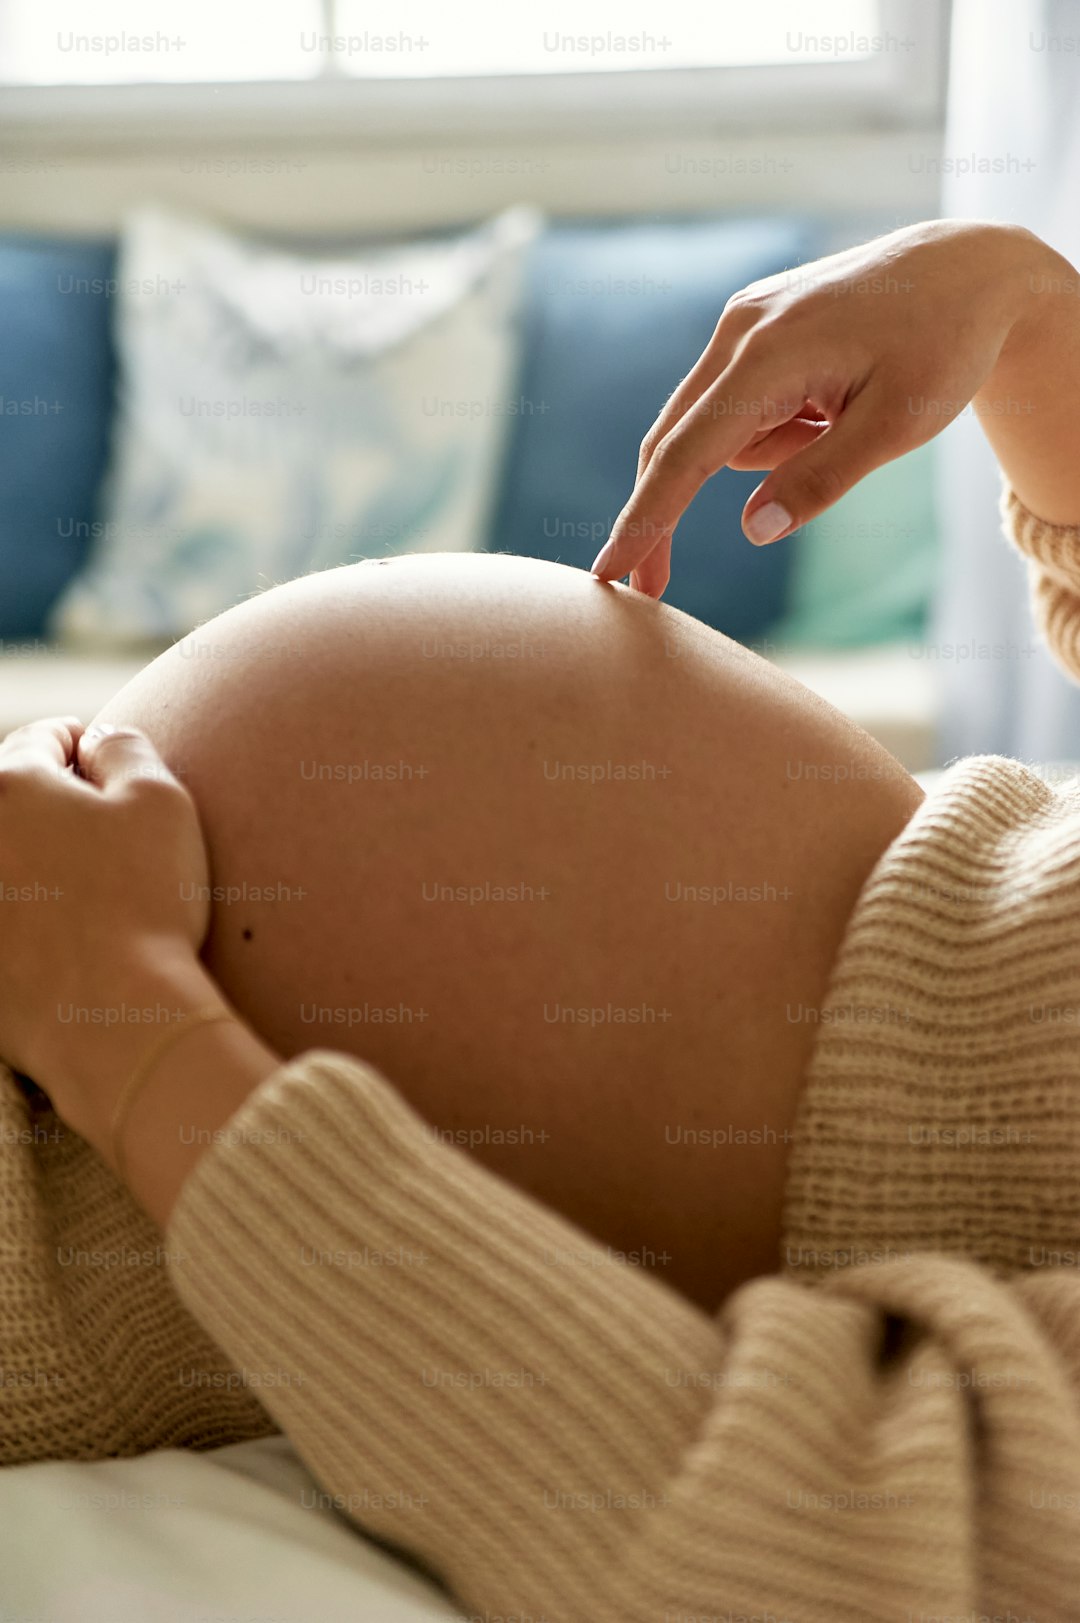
<box><xmin>773</xmin><ymin>439</ymin><xmax>939</xmax><ymax>646</ymax></box>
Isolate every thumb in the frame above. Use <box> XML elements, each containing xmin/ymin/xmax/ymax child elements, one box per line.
<box><xmin>741</xmin><ymin>392</ymin><xmax>900</xmax><ymax>545</ymax></box>
<box><xmin>76</xmin><ymin>723</ymin><xmax>178</xmax><ymax>795</ymax></box>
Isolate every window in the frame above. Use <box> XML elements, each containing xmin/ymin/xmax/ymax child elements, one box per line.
<box><xmin>0</xmin><ymin>0</ymin><xmax>894</xmax><ymax>83</ymax></box>
<box><xmin>0</xmin><ymin>0</ymin><xmax>325</xmax><ymax>83</ymax></box>
<box><xmin>0</xmin><ymin>0</ymin><xmax>945</xmax><ymax>127</ymax></box>
<box><xmin>330</xmin><ymin>0</ymin><xmax>896</xmax><ymax>79</ymax></box>
<box><xmin>0</xmin><ymin>0</ymin><xmax>948</xmax><ymax>222</ymax></box>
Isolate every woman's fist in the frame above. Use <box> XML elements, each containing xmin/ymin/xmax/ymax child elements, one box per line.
<box><xmin>0</xmin><ymin>716</ymin><xmax>212</xmax><ymax>1087</ymax></box>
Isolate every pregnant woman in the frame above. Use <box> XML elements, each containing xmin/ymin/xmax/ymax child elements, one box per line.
<box><xmin>2</xmin><ymin>218</ymin><xmax>1080</xmax><ymax>1621</ymax></box>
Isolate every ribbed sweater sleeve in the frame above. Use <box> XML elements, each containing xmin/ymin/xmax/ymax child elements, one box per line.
<box><xmin>165</xmin><ymin>1049</ymin><xmax>1080</xmax><ymax>1623</ymax></box>
<box><xmin>778</xmin><ymin>751</ymin><xmax>1080</xmax><ymax>1278</ymax></box>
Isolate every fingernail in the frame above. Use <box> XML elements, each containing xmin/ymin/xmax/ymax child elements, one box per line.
<box><xmin>84</xmin><ymin>722</ymin><xmax>117</xmax><ymax>741</ymax></box>
<box><xmin>744</xmin><ymin>501</ymin><xmax>793</xmax><ymax>546</ymax></box>
<box><xmin>591</xmin><ymin>537</ymin><xmax>618</xmax><ymax>576</ymax></box>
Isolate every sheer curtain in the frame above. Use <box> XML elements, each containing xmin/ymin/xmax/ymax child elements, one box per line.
<box><xmin>933</xmin><ymin>0</ymin><xmax>1080</xmax><ymax>761</ymax></box>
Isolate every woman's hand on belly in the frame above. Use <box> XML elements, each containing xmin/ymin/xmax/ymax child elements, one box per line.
<box><xmin>0</xmin><ymin>716</ymin><xmax>210</xmax><ymax>1097</ymax></box>
<box><xmin>0</xmin><ymin>712</ymin><xmax>281</xmax><ymax>1223</ymax></box>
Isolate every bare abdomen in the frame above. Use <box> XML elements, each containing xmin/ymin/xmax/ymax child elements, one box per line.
<box><xmin>92</xmin><ymin>553</ymin><xmax>922</xmax><ymax>1308</ymax></box>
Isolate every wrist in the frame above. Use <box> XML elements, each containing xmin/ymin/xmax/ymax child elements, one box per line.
<box><xmin>989</xmin><ymin>225</ymin><xmax>1075</xmax><ymax>377</ymax></box>
<box><xmin>35</xmin><ymin>945</ymin><xmax>224</xmax><ymax>1140</ymax></box>
<box><xmin>973</xmin><ymin>226</ymin><xmax>1080</xmax><ymax>527</ymax></box>
<box><xmin>115</xmin><ymin>1013</ymin><xmax>282</xmax><ymax>1229</ymax></box>
<box><xmin>38</xmin><ymin>943</ymin><xmax>284</xmax><ymax>1228</ymax></box>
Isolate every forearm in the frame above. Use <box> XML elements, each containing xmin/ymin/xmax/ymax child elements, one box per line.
<box><xmin>976</xmin><ymin>227</ymin><xmax>1080</xmax><ymax>526</ymax></box>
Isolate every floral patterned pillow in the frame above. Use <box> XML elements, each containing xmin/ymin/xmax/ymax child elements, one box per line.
<box><xmin>49</xmin><ymin>204</ymin><xmax>541</xmax><ymax>647</ymax></box>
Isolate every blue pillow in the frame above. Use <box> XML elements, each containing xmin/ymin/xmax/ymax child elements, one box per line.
<box><xmin>488</xmin><ymin>215</ymin><xmax>816</xmax><ymax>642</ymax></box>
<box><xmin>0</xmin><ymin>218</ymin><xmax>814</xmax><ymax>646</ymax></box>
<box><xmin>0</xmin><ymin>237</ymin><xmax>117</xmax><ymax>640</ymax></box>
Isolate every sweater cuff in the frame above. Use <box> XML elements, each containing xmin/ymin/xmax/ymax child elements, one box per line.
<box><xmin>780</xmin><ymin>752</ymin><xmax>1080</xmax><ymax>1280</ymax></box>
<box><xmin>1001</xmin><ymin>482</ymin><xmax>1080</xmax><ymax>681</ymax></box>
<box><xmin>1001</xmin><ymin>481</ymin><xmax>1080</xmax><ymax>588</ymax></box>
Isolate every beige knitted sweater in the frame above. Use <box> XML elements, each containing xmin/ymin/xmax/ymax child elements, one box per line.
<box><xmin>4</xmin><ymin>485</ymin><xmax>1080</xmax><ymax>1621</ymax></box>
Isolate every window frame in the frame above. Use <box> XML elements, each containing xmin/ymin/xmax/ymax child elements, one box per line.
<box><xmin>0</xmin><ymin>0</ymin><xmax>949</xmax><ymax>148</ymax></box>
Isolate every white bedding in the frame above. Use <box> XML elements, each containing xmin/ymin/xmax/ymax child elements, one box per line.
<box><xmin>0</xmin><ymin>1434</ymin><xmax>464</xmax><ymax>1622</ymax></box>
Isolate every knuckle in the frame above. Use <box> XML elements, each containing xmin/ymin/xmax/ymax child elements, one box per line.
<box><xmin>720</xmin><ymin>287</ymin><xmax>756</xmax><ymax>319</ymax></box>
<box><xmin>648</xmin><ymin>434</ymin><xmax>681</xmax><ymax>478</ymax></box>
<box><xmin>654</xmin><ymin>420</ymin><xmax>696</xmax><ymax>463</ymax></box>
<box><xmin>117</xmin><ymin>762</ymin><xmax>179</xmax><ymax>804</ymax></box>
<box><xmin>0</xmin><ymin>751</ymin><xmax>33</xmax><ymax>785</ymax></box>
<box><xmin>798</xmin><ymin>459</ymin><xmax>847</xmax><ymax>510</ymax></box>
<box><xmin>730</xmin><ymin>320</ymin><xmax>781</xmax><ymax>367</ymax></box>
<box><xmin>651</xmin><ymin>431</ymin><xmax>710</xmax><ymax>489</ymax></box>
<box><xmin>0</xmin><ymin>725</ymin><xmax>37</xmax><ymax>757</ymax></box>
<box><xmin>719</xmin><ymin>287</ymin><xmax>772</xmax><ymax>331</ymax></box>
<box><xmin>129</xmin><ymin>767</ymin><xmax>177</xmax><ymax>797</ymax></box>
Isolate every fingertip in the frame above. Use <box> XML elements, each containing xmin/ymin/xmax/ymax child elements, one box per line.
<box><xmin>743</xmin><ymin>499</ymin><xmax>795</xmax><ymax>547</ymax></box>
<box><xmin>54</xmin><ymin>715</ymin><xmax>86</xmax><ymax>759</ymax></box>
<box><xmin>590</xmin><ymin>537</ymin><xmax>619</xmax><ymax>578</ymax></box>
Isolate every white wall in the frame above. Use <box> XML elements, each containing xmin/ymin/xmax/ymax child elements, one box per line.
<box><xmin>0</xmin><ymin>44</ymin><xmax>947</xmax><ymax>236</ymax></box>
<box><xmin>0</xmin><ymin>133</ymin><xmax>943</xmax><ymax>236</ymax></box>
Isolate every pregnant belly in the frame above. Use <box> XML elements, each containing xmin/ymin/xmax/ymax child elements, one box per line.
<box><xmin>91</xmin><ymin>553</ymin><xmax>921</xmax><ymax>1308</ymax></box>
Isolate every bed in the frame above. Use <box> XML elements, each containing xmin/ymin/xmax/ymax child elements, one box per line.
<box><xmin>2</xmin><ymin>1433</ymin><xmax>464</xmax><ymax>1621</ymax></box>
